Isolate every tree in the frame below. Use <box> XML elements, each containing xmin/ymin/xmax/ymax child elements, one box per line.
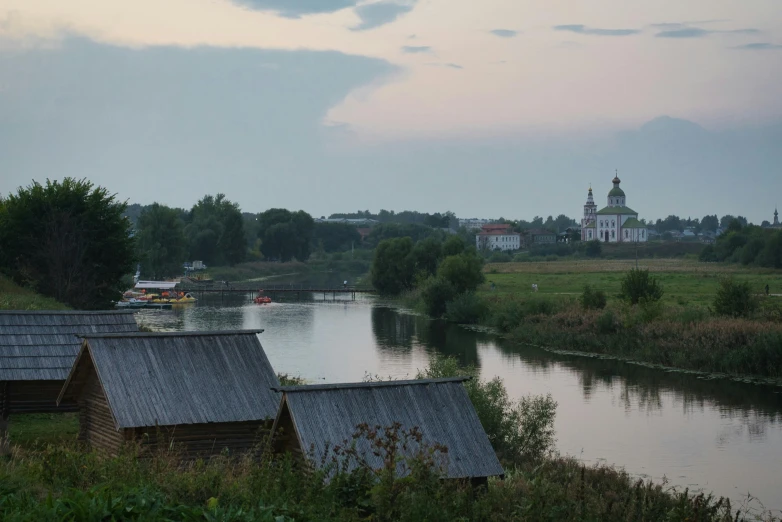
<box><xmin>370</xmin><ymin>237</ymin><xmax>415</xmax><ymax>295</ymax></box>
<box><xmin>0</xmin><ymin>178</ymin><xmax>136</xmax><ymax>309</ymax></box>
<box><xmin>437</xmin><ymin>252</ymin><xmax>485</xmax><ymax>294</ymax></box>
<box><xmin>312</xmin><ymin>222</ymin><xmax>361</xmax><ymax>253</ymax></box>
<box><xmin>713</xmin><ymin>278</ymin><xmax>757</xmax><ymax>317</ymax></box>
<box><xmin>185</xmin><ymin>194</ymin><xmax>246</xmax><ymax>266</ymax></box>
<box><xmin>619</xmin><ymin>268</ymin><xmax>664</xmax><ymax>305</ymax></box>
<box><xmin>700</xmin><ymin>214</ymin><xmax>719</xmax><ymax>233</ymax></box>
<box><xmin>442</xmin><ymin>235</ymin><xmax>466</xmax><ymax>257</ymax></box>
<box><xmin>257</xmin><ymin>208</ymin><xmax>314</xmax><ymax>262</ymax></box>
<box><xmin>410</xmin><ymin>237</ymin><xmax>442</xmax><ymax>277</ymax></box>
<box><xmin>135</xmin><ymin>203</ymin><xmax>188</xmax><ymax>279</ymax></box>
<box><xmin>584</xmin><ymin>240</ymin><xmax>602</xmax><ymax>257</ymax></box>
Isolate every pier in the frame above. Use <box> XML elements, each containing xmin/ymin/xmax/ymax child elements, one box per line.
<box><xmin>179</xmin><ymin>282</ymin><xmax>376</xmax><ymax>301</ymax></box>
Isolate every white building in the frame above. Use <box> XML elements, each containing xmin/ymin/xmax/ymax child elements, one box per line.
<box><xmin>581</xmin><ymin>174</ymin><xmax>647</xmax><ymax>243</ymax></box>
<box><xmin>459</xmin><ymin>218</ymin><xmax>491</xmax><ymax>231</ymax></box>
<box><xmin>475</xmin><ymin>224</ymin><xmax>523</xmax><ymax>251</ymax></box>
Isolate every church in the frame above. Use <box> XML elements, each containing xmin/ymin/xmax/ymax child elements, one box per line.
<box><xmin>581</xmin><ymin>173</ymin><xmax>647</xmax><ymax>243</ymax></box>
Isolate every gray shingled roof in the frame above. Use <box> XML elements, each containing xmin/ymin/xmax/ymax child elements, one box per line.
<box><xmin>59</xmin><ymin>330</ymin><xmax>280</xmax><ymax>429</ymax></box>
<box><xmin>0</xmin><ymin>311</ymin><xmax>139</xmax><ymax>381</ymax></box>
<box><xmin>273</xmin><ymin>378</ymin><xmax>504</xmax><ymax>480</ymax></box>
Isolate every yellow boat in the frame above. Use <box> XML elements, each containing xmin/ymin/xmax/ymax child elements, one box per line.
<box><xmin>150</xmin><ymin>293</ymin><xmax>197</xmax><ymax>304</ymax></box>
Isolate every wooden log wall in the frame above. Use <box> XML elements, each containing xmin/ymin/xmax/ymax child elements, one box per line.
<box><xmin>132</xmin><ymin>420</ymin><xmax>273</xmax><ymax>460</ymax></box>
<box><xmin>0</xmin><ymin>380</ymin><xmax>77</xmax><ymax>414</ymax></box>
<box><xmin>272</xmin><ymin>405</ymin><xmax>306</xmax><ymax>466</ymax></box>
<box><xmin>79</xmin><ymin>373</ymin><xmax>124</xmax><ymax>455</ymax></box>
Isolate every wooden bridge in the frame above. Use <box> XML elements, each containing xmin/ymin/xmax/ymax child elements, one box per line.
<box><xmin>179</xmin><ymin>282</ymin><xmax>376</xmax><ymax>301</ymax></box>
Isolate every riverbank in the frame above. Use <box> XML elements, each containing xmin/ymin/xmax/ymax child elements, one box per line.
<box><xmin>0</xmin><ymin>274</ymin><xmax>69</xmax><ymax>311</ymax></box>
<box><xmin>403</xmin><ymin>259</ymin><xmax>782</xmax><ymax>382</ymax></box>
<box><xmin>207</xmin><ymin>258</ymin><xmax>371</xmax><ymax>284</ymax></box>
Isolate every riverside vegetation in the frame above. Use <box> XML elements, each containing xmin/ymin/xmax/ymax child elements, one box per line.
<box><xmin>3</xmin><ymin>358</ymin><xmax>769</xmax><ymax>521</ymax></box>
<box><xmin>369</xmin><ymin>233</ymin><xmax>782</xmax><ymax>382</ymax></box>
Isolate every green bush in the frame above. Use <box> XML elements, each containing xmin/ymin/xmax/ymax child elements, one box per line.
<box><xmin>584</xmin><ymin>240</ymin><xmax>602</xmax><ymax>257</ymax></box>
<box><xmin>579</xmin><ymin>285</ymin><xmax>607</xmax><ymax>310</ymax></box>
<box><xmin>419</xmin><ymin>277</ymin><xmax>457</xmax><ymax>318</ymax></box>
<box><xmin>444</xmin><ymin>292</ymin><xmax>488</xmax><ymax>324</ymax></box>
<box><xmin>596</xmin><ymin>310</ymin><xmax>619</xmax><ymax>334</ymax></box>
<box><xmin>436</xmin><ymin>252</ymin><xmax>485</xmax><ymax>293</ymax></box>
<box><xmin>619</xmin><ymin>268</ymin><xmax>664</xmax><ymax>305</ymax></box>
<box><xmin>488</xmin><ymin>251</ymin><xmax>512</xmax><ymax>263</ymax></box>
<box><xmin>713</xmin><ymin>278</ymin><xmax>758</xmax><ymax>317</ymax></box>
<box><xmin>417</xmin><ymin>356</ymin><xmax>557</xmax><ymax>464</ymax></box>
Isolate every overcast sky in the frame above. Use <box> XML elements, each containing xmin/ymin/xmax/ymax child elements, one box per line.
<box><xmin>1</xmin><ymin>0</ymin><xmax>781</xmax><ymax>223</ymax></box>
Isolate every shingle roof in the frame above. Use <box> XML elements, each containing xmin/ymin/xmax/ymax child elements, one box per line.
<box><xmin>0</xmin><ymin>311</ymin><xmax>139</xmax><ymax>381</ymax></box>
<box><xmin>621</xmin><ymin>217</ymin><xmax>645</xmax><ymax>228</ymax></box>
<box><xmin>273</xmin><ymin>377</ymin><xmax>504</xmax><ymax>480</ymax></box>
<box><xmin>58</xmin><ymin>330</ymin><xmax>280</xmax><ymax>429</ymax></box>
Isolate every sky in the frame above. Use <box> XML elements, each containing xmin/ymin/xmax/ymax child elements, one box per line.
<box><xmin>0</xmin><ymin>0</ymin><xmax>781</xmax><ymax>223</ymax></box>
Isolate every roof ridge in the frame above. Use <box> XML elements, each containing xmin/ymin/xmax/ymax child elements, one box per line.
<box><xmin>82</xmin><ymin>329</ymin><xmax>264</xmax><ymax>339</ymax></box>
<box><xmin>273</xmin><ymin>376</ymin><xmax>470</xmax><ymax>393</ymax></box>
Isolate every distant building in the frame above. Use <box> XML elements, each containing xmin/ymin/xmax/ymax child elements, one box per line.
<box><xmin>526</xmin><ymin>229</ymin><xmax>557</xmax><ymax>245</ymax></box>
<box><xmin>766</xmin><ymin>208</ymin><xmax>782</xmax><ymax>229</ymax></box>
<box><xmin>476</xmin><ymin>224</ymin><xmax>523</xmax><ymax>251</ymax></box>
<box><xmin>581</xmin><ymin>173</ymin><xmax>647</xmax><ymax>243</ymax></box>
<box><xmin>459</xmin><ymin>218</ymin><xmax>492</xmax><ymax>231</ymax></box>
<box><xmin>315</xmin><ymin>218</ymin><xmax>379</xmax><ymax>227</ymax></box>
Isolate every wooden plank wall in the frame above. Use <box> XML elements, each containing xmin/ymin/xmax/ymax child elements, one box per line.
<box><xmin>79</xmin><ymin>373</ymin><xmax>124</xmax><ymax>454</ymax></box>
<box><xmin>133</xmin><ymin>420</ymin><xmax>273</xmax><ymax>459</ymax></box>
<box><xmin>1</xmin><ymin>380</ymin><xmax>77</xmax><ymax>414</ymax></box>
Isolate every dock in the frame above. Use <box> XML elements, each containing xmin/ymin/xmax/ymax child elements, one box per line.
<box><xmin>178</xmin><ymin>282</ymin><xmax>376</xmax><ymax>301</ymax></box>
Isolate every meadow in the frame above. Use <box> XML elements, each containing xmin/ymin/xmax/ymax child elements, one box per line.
<box><xmin>0</xmin><ymin>274</ymin><xmax>69</xmax><ymax>311</ymax></box>
<box><xmin>480</xmin><ymin>259</ymin><xmax>782</xmax><ymax>307</ymax></box>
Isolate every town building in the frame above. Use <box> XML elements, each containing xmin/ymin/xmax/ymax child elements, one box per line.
<box><xmin>581</xmin><ymin>173</ymin><xmax>647</xmax><ymax>243</ymax></box>
<box><xmin>766</xmin><ymin>208</ymin><xmax>782</xmax><ymax>229</ymax></box>
<box><xmin>526</xmin><ymin>229</ymin><xmax>557</xmax><ymax>245</ymax></box>
<box><xmin>58</xmin><ymin>330</ymin><xmax>280</xmax><ymax>458</ymax></box>
<box><xmin>476</xmin><ymin>224</ymin><xmax>523</xmax><ymax>251</ymax></box>
<box><xmin>459</xmin><ymin>218</ymin><xmax>491</xmax><ymax>231</ymax></box>
<box><xmin>271</xmin><ymin>377</ymin><xmax>504</xmax><ymax>484</ymax></box>
<box><xmin>0</xmin><ymin>310</ymin><xmax>139</xmax><ymax>454</ymax></box>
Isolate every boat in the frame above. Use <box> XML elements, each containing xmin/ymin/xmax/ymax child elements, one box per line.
<box><xmin>134</xmin><ymin>281</ymin><xmax>197</xmax><ymax>305</ymax></box>
<box><xmin>254</xmin><ymin>291</ymin><xmax>272</xmax><ymax>304</ymax></box>
<box><xmin>149</xmin><ymin>293</ymin><xmax>197</xmax><ymax>305</ymax></box>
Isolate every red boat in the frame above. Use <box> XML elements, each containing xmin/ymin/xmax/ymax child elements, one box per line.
<box><xmin>254</xmin><ymin>291</ymin><xmax>272</xmax><ymax>304</ymax></box>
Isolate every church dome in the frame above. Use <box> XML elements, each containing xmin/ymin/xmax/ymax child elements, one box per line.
<box><xmin>608</xmin><ymin>186</ymin><xmax>625</xmax><ymax>197</ymax></box>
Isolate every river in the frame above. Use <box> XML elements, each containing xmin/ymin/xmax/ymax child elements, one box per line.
<box><xmin>134</xmin><ymin>291</ymin><xmax>782</xmax><ymax>515</ymax></box>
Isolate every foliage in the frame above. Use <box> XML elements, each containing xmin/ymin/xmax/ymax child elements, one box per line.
<box><xmin>584</xmin><ymin>240</ymin><xmax>602</xmax><ymax>257</ymax></box>
<box><xmin>366</xmin><ymin>223</ymin><xmax>444</xmax><ymax>247</ymax></box>
<box><xmin>312</xmin><ymin>223</ymin><xmax>361</xmax><ymax>253</ymax></box>
<box><xmin>619</xmin><ymin>268</ymin><xmax>664</xmax><ymax>305</ymax></box>
<box><xmin>371</xmin><ymin>237</ymin><xmax>415</xmax><ymax>295</ymax></box>
<box><xmin>0</xmin><ymin>274</ymin><xmax>69</xmax><ymax>311</ymax></box>
<box><xmin>0</xmin><ymin>178</ymin><xmax>135</xmax><ymax>309</ymax></box>
<box><xmin>436</xmin><ymin>252</ymin><xmax>484</xmax><ymax>294</ymax></box>
<box><xmin>490</xmin><ymin>297</ymin><xmax>560</xmax><ymax>332</ymax></box>
<box><xmin>441</xmin><ymin>235</ymin><xmax>466</xmax><ymax>257</ymax></box>
<box><xmin>713</xmin><ymin>278</ymin><xmax>758</xmax><ymax>318</ymax></box>
<box><xmin>256</xmin><ymin>208</ymin><xmax>314</xmax><ymax>262</ymax></box>
<box><xmin>444</xmin><ymin>292</ymin><xmax>488</xmax><ymax>324</ymax></box>
<box><xmin>418</xmin><ymin>356</ymin><xmax>557</xmax><ymax>465</ymax></box>
<box><xmin>488</xmin><ymin>251</ymin><xmax>513</xmax><ymax>263</ymax></box>
<box><xmin>419</xmin><ymin>277</ymin><xmax>457</xmax><ymax>317</ymax></box>
<box><xmin>184</xmin><ymin>194</ymin><xmax>246</xmax><ymax>266</ymax></box>
<box><xmin>135</xmin><ymin>203</ymin><xmax>188</xmax><ymax>279</ymax></box>
<box><xmin>409</xmin><ymin>237</ymin><xmax>442</xmax><ymax>277</ymax></box>
<box><xmin>580</xmin><ymin>285</ymin><xmax>607</xmax><ymax>310</ymax></box>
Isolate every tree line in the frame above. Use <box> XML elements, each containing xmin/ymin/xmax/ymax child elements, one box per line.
<box><xmin>699</xmin><ymin>220</ymin><xmax>782</xmax><ymax>268</ymax></box>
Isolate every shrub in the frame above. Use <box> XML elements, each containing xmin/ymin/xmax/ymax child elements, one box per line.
<box><xmin>713</xmin><ymin>278</ymin><xmax>757</xmax><ymax>317</ymax></box>
<box><xmin>584</xmin><ymin>240</ymin><xmax>602</xmax><ymax>257</ymax></box>
<box><xmin>488</xmin><ymin>251</ymin><xmax>512</xmax><ymax>263</ymax></box>
<box><xmin>436</xmin><ymin>252</ymin><xmax>485</xmax><ymax>293</ymax></box>
<box><xmin>419</xmin><ymin>277</ymin><xmax>457</xmax><ymax>318</ymax></box>
<box><xmin>619</xmin><ymin>268</ymin><xmax>664</xmax><ymax>305</ymax></box>
<box><xmin>579</xmin><ymin>285</ymin><xmax>607</xmax><ymax>310</ymax></box>
<box><xmin>417</xmin><ymin>356</ymin><xmax>557</xmax><ymax>464</ymax></box>
<box><xmin>444</xmin><ymin>292</ymin><xmax>487</xmax><ymax>324</ymax></box>
<box><xmin>596</xmin><ymin>310</ymin><xmax>619</xmax><ymax>334</ymax></box>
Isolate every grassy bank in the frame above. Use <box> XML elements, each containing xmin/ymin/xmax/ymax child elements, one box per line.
<box><xmin>482</xmin><ymin>259</ymin><xmax>782</xmax><ymax>307</ymax></box>
<box><xmin>206</xmin><ymin>258</ymin><xmax>371</xmax><ymax>284</ymax></box>
<box><xmin>3</xmin><ymin>356</ymin><xmax>769</xmax><ymax>522</ymax></box>
<box><xmin>0</xmin><ymin>274</ymin><xmax>69</xmax><ymax>311</ymax></box>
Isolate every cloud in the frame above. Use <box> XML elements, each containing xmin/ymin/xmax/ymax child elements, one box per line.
<box><xmin>426</xmin><ymin>62</ymin><xmax>464</xmax><ymax>69</ymax></box>
<box><xmin>401</xmin><ymin>45</ymin><xmax>431</xmax><ymax>53</ymax></box>
<box><xmin>733</xmin><ymin>42</ymin><xmax>782</xmax><ymax>50</ymax></box>
<box><xmin>655</xmin><ymin>26</ymin><xmax>759</xmax><ymax>38</ymax></box>
<box><xmin>490</xmin><ymin>29</ymin><xmax>518</xmax><ymax>38</ymax></box>
<box><xmin>351</xmin><ymin>1</ymin><xmax>416</xmax><ymax>31</ymax></box>
<box><xmin>553</xmin><ymin>24</ymin><xmax>640</xmax><ymax>36</ymax></box>
<box><xmin>231</xmin><ymin>0</ymin><xmax>358</xmax><ymax>17</ymax></box>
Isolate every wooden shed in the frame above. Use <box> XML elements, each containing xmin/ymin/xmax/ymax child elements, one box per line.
<box><xmin>0</xmin><ymin>310</ymin><xmax>139</xmax><ymax>452</ymax></box>
<box><xmin>271</xmin><ymin>377</ymin><xmax>504</xmax><ymax>482</ymax></box>
<box><xmin>57</xmin><ymin>330</ymin><xmax>280</xmax><ymax>458</ymax></box>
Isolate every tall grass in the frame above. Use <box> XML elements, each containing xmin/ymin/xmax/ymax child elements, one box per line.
<box><xmin>0</xmin><ymin>274</ymin><xmax>69</xmax><ymax>311</ymax></box>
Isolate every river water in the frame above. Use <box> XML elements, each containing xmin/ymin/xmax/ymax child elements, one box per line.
<box><xmin>135</xmin><ymin>292</ymin><xmax>782</xmax><ymax>514</ymax></box>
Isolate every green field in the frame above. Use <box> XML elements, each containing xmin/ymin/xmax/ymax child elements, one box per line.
<box><xmin>0</xmin><ymin>274</ymin><xmax>69</xmax><ymax>311</ymax></box>
<box><xmin>480</xmin><ymin>259</ymin><xmax>782</xmax><ymax>307</ymax></box>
